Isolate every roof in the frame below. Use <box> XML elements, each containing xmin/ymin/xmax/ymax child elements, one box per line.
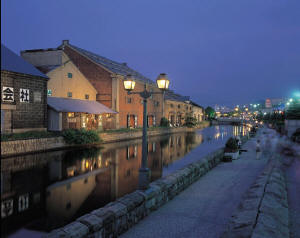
<box><xmin>64</xmin><ymin>42</ymin><xmax>154</xmax><ymax>85</ymax></box>
<box><xmin>164</xmin><ymin>90</ymin><xmax>190</xmax><ymax>102</ymax></box>
<box><xmin>190</xmin><ymin>100</ymin><xmax>203</xmax><ymax>108</ymax></box>
<box><xmin>48</xmin><ymin>97</ymin><xmax>117</xmax><ymax>114</ymax></box>
<box><xmin>1</xmin><ymin>44</ymin><xmax>48</xmax><ymax>78</ymax></box>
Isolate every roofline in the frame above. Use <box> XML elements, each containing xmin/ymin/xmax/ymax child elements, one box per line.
<box><xmin>61</xmin><ymin>42</ymin><xmax>156</xmax><ymax>86</ymax></box>
<box><xmin>21</xmin><ymin>48</ymin><xmax>62</xmax><ymax>53</ymax></box>
<box><xmin>1</xmin><ymin>69</ymin><xmax>49</xmax><ymax>80</ymax></box>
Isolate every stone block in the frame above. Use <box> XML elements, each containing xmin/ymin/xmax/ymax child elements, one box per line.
<box><xmin>76</xmin><ymin>214</ymin><xmax>103</xmax><ymax>233</ymax></box>
<box><xmin>61</xmin><ymin>221</ymin><xmax>89</xmax><ymax>238</ymax></box>
<box><xmin>104</xmin><ymin>202</ymin><xmax>128</xmax><ymax>235</ymax></box>
<box><xmin>265</xmin><ymin>183</ymin><xmax>286</xmax><ymax>200</ymax></box>
<box><xmin>91</xmin><ymin>208</ymin><xmax>115</xmax><ymax>237</ymax></box>
<box><xmin>231</xmin><ymin>210</ymin><xmax>257</xmax><ymax>229</ymax></box>
<box><xmin>221</xmin><ymin>225</ymin><xmax>253</xmax><ymax>238</ymax></box>
<box><xmin>238</xmin><ymin>198</ymin><xmax>261</xmax><ymax>211</ymax></box>
<box><xmin>253</xmin><ymin>214</ymin><xmax>289</xmax><ymax>238</ymax></box>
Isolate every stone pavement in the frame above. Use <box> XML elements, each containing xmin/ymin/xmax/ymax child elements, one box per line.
<box><xmin>285</xmin><ymin>154</ymin><xmax>300</xmax><ymax>238</ymax></box>
<box><xmin>121</xmin><ymin>137</ymin><xmax>269</xmax><ymax>238</ymax></box>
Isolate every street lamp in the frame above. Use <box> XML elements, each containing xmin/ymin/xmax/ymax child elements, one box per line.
<box><xmin>123</xmin><ymin>73</ymin><xmax>170</xmax><ymax>190</ymax></box>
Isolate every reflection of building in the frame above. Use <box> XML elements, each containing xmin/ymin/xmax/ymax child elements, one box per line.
<box><xmin>21</xmin><ymin>40</ymin><xmax>164</xmax><ymax>129</ymax></box>
<box><xmin>1</xmin><ymin>44</ymin><xmax>48</xmax><ymax>133</ymax></box>
<box><xmin>1</xmin><ymin>131</ymin><xmax>204</xmax><ymax>234</ymax></box>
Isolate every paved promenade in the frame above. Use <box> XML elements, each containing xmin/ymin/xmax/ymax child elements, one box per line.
<box><xmin>121</xmin><ymin>136</ymin><xmax>269</xmax><ymax>238</ymax></box>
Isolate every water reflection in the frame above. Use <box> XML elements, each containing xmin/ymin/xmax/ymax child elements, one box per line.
<box><xmin>1</xmin><ymin>125</ymin><xmax>247</xmax><ymax>235</ymax></box>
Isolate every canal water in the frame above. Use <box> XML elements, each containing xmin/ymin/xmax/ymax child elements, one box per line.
<box><xmin>1</xmin><ymin>125</ymin><xmax>248</xmax><ymax>236</ymax></box>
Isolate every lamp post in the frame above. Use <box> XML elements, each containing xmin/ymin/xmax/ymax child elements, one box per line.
<box><xmin>123</xmin><ymin>73</ymin><xmax>170</xmax><ymax>190</ymax></box>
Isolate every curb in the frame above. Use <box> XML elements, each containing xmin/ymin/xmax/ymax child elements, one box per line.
<box><xmin>221</xmin><ymin>156</ymin><xmax>289</xmax><ymax>238</ymax></box>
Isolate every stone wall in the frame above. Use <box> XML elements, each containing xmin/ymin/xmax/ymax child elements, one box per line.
<box><xmin>285</xmin><ymin>119</ymin><xmax>300</xmax><ymax>137</ymax></box>
<box><xmin>1</xmin><ymin>123</ymin><xmax>210</xmax><ymax>157</ymax></box>
<box><xmin>44</xmin><ymin>148</ymin><xmax>224</xmax><ymax>238</ymax></box>
<box><xmin>1</xmin><ymin>70</ymin><xmax>48</xmax><ymax>133</ymax></box>
<box><xmin>1</xmin><ymin>137</ymin><xmax>66</xmax><ymax>157</ymax></box>
<box><xmin>221</xmin><ymin>155</ymin><xmax>289</xmax><ymax>238</ymax></box>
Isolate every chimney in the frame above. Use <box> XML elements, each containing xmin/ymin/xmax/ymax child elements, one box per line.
<box><xmin>62</xmin><ymin>40</ymin><xmax>69</xmax><ymax>45</ymax></box>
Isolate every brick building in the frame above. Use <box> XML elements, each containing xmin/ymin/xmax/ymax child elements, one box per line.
<box><xmin>21</xmin><ymin>40</ymin><xmax>164</xmax><ymax>129</ymax></box>
<box><xmin>20</xmin><ymin>48</ymin><xmax>116</xmax><ymax>131</ymax></box>
<box><xmin>1</xmin><ymin>44</ymin><xmax>48</xmax><ymax>133</ymax></box>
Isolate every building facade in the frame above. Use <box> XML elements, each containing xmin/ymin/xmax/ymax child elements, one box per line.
<box><xmin>21</xmin><ymin>48</ymin><xmax>117</xmax><ymax>131</ymax></box>
<box><xmin>1</xmin><ymin>44</ymin><xmax>48</xmax><ymax>134</ymax></box>
<box><xmin>163</xmin><ymin>91</ymin><xmax>193</xmax><ymax>126</ymax></box>
<box><xmin>21</xmin><ymin>40</ymin><xmax>164</xmax><ymax>129</ymax></box>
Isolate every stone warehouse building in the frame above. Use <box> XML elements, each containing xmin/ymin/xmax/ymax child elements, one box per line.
<box><xmin>21</xmin><ymin>40</ymin><xmax>164</xmax><ymax>129</ymax></box>
<box><xmin>164</xmin><ymin>90</ymin><xmax>203</xmax><ymax>126</ymax></box>
<box><xmin>20</xmin><ymin>47</ymin><xmax>116</xmax><ymax>131</ymax></box>
<box><xmin>1</xmin><ymin>44</ymin><xmax>48</xmax><ymax>133</ymax></box>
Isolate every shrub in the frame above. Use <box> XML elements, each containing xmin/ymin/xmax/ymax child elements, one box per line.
<box><xmin>62</xmin><ymin>129</ymin><xmax>101</xmax><ymax>144</ymax></box>
<box><xmin>184</xmin><ymin>116</ymin><xmax>197</xmax><ymax>128</ymax></box>
<box><xmin>225</xmin><ymin>137</ymin><xmax>239</xmax><ymax>152</ymax></box>
<box><xmin>160</xmin><ymin>117</ymin><xmax>170</xmax><ymax>127</ymax></box>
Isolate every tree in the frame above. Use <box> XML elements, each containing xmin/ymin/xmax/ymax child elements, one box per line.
<box><xmin>286</xmin><ymin>100</ymin><xmax>300</xmax><ymax>120</ymax></box>
<box><xmin>205</xmin><ymin>106</ymin><xmax>215</xmax><ymax>120</ymax></box>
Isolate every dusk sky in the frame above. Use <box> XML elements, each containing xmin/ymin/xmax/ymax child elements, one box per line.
<box><xmin>2</xmin><ymin>0</ymin><xmax>300</xmax><ymax>107</ymax></box>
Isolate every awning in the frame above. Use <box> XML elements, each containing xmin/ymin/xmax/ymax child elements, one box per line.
<box><xmin>47</xmin><ymin>97</ymin><xmax>117</xmax><ymax>114</ymax></box>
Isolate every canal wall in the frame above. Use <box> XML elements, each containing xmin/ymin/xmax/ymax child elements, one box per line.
<box><xmin>221</xmin><ymin>155</ymin><xmax>289</xmax><ymax>238</ymax></box>
<box><xmin>1</xmin><ymin>122</ymin><xmax>210</xmax><ymax>157</ymax></box>
<box><xmin>45</xmin><ymin>147</ymin><xmax>225</xmax><ymax>238</ymax></box>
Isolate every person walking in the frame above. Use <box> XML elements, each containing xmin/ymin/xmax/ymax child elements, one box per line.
<box><xmin>256</xmin><ymin>139</ymin><xmax>261</xmax><ymax>159</ymax></box>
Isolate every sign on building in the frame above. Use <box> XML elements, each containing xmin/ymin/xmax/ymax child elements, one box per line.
<box><xmin>2</xmin><ymin>87</ymin><xmax>14</xmax><ymax>102</ymax></box>
<box><xmin>1</xmin><ymin>199</ymin><xmax>13</xmax><ymax>218</ymax></box>
<box><xmin>20</xmin><ymin>89</ymin><xmax>30</xmax><ymax>102</ymax></box>
<box><xmin>18</xmin><ymin>194</ymin><xmax>29</xmax><ymax>212</ymax></box>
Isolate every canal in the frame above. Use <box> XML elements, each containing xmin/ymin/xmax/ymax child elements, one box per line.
<box><xmin>1</xmin><ymin>125</ymin><xmax>248</xmax><ymax>236</ymax></box>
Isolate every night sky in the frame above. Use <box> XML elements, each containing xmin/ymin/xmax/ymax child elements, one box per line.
<box><xmin>2</xmin><ymin>0</ymin><xmax>300</xmax><ymax>107</ymax></box>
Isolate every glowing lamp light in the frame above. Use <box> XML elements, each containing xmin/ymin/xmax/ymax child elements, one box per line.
<box><xmin>289</xmin><ymin>98</ymin><xmax>293</xmax><ymax>102</ymax></box>
<box><xmin>156</xmin><ymin>73</ymin><xmax>170</xmax><ymax>90</ymax></box>
<box><xmin>123</xmin><ymin>75</ymin><xmax>136</xmax><ymax>91</ymax></box>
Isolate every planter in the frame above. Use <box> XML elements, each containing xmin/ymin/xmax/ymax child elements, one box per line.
<box><xmin>224</xmin><ymin>151</ymin><xmax>239</xmax><ymax>160</ymax></box>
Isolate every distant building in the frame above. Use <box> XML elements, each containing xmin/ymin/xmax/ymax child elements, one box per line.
<box><xmin>21</xmin><ymin>40</ymin><xmax>163</xmax><ymax>129</ymax></box>
<box><xmin>190</xmin><ymin>101</ymin><xmax>204</xmax><ymax>123</ymax></box>
<box><xmin>1</xmin><ymin>44</ymin><xmax>48</xmax><ymax>133</ymax></box>
<box><xmin>163</xmin><ymin>90</ymin><xmax>193</xmax><ymax>126</ymax></box>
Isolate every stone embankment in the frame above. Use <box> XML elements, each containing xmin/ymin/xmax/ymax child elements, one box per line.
<box><xmin>45</xmin><ymin>148</ymin><xmax>224</xmax><ymax>238</ymax></box>
<box><xmin>221</xmin><ymin>155</ymin><xmax>289</xmax><ymax>238</ymax></box>
<box><xmin>1</xmin><ymin>123</ymin><xmax>209</xmax><ymax>157</ymax></box>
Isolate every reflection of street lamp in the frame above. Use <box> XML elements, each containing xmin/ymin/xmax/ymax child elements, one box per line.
<box><xmin>123</xmin><ymin>73</ymin><xmax>170</xmax><ymax>190</ymax></box>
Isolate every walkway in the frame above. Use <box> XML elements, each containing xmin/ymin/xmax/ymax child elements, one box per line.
<box><xmin>121</xmin><ymin>137</ymin><xmax>269</xmax><ymax>238</ymax></box>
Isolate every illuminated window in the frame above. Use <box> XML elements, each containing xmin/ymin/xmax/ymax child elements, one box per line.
<box><xmin>67</xmin><ymin>92</ymin><xmax>72</xmax><ymax>98</ymax></box>
<box><xmin>47</xmin><ymin>89</ymin><xmax>52</xmax><ymax>96</ymax></box>
<box><xmin>68</xmin><ymin>112</ymin><xmax>74</xmax><ymax>118</ymax></box>
<box><xmin>85</xmin><ymin>94</ymin><xmax>89</xmax><ymax>100</ymax></box>
<box><xmin>67</xmin><ymin>73</ymin><xmax>73</xmax><ymax>78</ymax></box>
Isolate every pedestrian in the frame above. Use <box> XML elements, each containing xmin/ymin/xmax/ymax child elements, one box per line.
<box><xmin>256</xmin><ymin>139</ymin><xmax>261</xmax><ymax>160</ymax></box>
